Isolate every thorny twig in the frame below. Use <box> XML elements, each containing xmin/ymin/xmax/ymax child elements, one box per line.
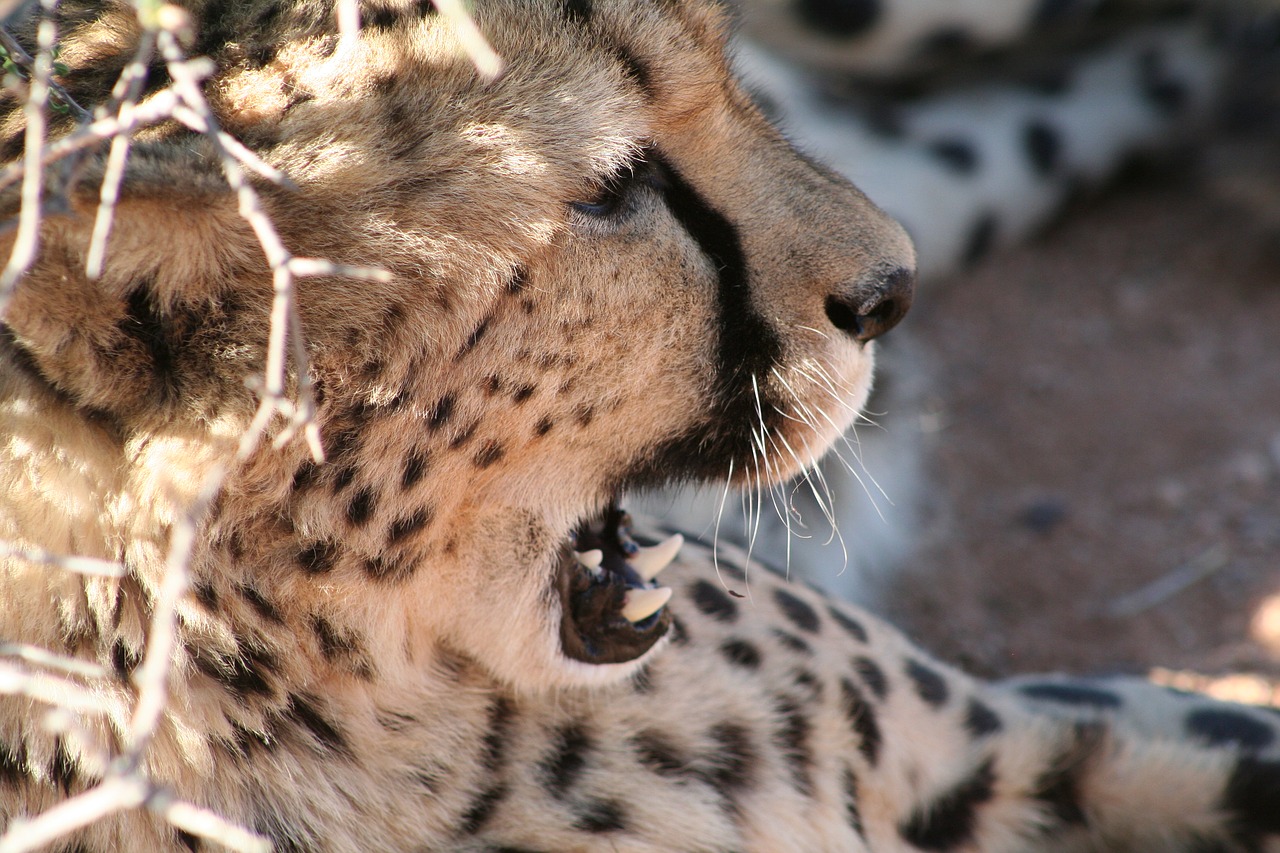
<box><xmin>0</xmin><ymin>1</ymin><xmax>503</xmax><ymax>850</ymax></box>
<box><xmin>84</xmin><ymin>28</ymin><xmax>155</xmax><ymax>278</ymax></box>
<box><xmin>0</xmin><ymin>24</ymin><xmax>90</xmax><ymax>122</ymax></box>
<box><xmin>0</xmin><ymin>0</ymin><xmax>57</xmax><ymax>308</ymax></box>
<box><xmin>0</xmin><ymin>541</ymin><xmax>124</xmax><ymax>576</ymax></box>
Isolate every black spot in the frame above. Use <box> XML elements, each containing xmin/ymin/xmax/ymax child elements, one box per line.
<box><xmin>669</xmin><ymin>615</ymin><xmax>690</xmax><ymax>645</ymax></box>
<box><xmin>853</xmin><ymin>656</ymin><xmax>888</xmax><ymax>700</ymax></box>
<box><xmin>915</xmin><ymin>27</ymin><xmax>975</xmax><ymax>60</ymax></box>
<box><xmin>574</xmin><ymin>407</ymin><xmax>595</xmax><ymax>428</ymax></box>
<box><xmin>193</xmin><ymin>581</ymin><xmax>219</xmax><ymax>610</ymax></box>
<box><xmin>1031</xmin><ymin>722</ymin><xmax>1103</xmax><ymax>828</ymax></box>
<box><xmin>562</xmin><ymin>0</ymin><xmax>592</xmax><ymax>24</ymax></box>
<box><xmin>506</xmin><ymin>265</ymin><xmax>529</xmax><ymax>294</ymax></box>
<box><xmin>796</xmin><ymin>0</ymin><xmax>881</xmax><ymax>38</ymax></box>
<box><xmin>961</xmin><ymin>214</ymin><xmax>998</xmax><ymax>267</ymax></box>
<box><xmin>49</xmin><ymin>738</ymin><xmax>77</xmax><ymax>794</ymax></box>
<box><xmin>1025</xmin><ymin>67</ymin><xmax>1072</xmax><ymax>97</ymax></box>
<box><xmin>906</xmin><ymin>660</ymin><xmax>949</xmax><ymax>707</ymax></box>
<box><xmin>633</xmin><ymin>731</ymin><xmax>687</xmax><ymax>777</ymax></box>
<box><xmin>840</xmin><ymin>678</ymin><xmax>882</xmax><ymax>767</ymax></box>
<box><xmin>428</xmin><ymin>394</ymin><xmax>456</xmax><ymax>431</ymax></box>
<box><xmin>843</xmin><ymin>766</ymin><xmax>864</xmax><ymax>838</ymax></box>
<box><xmin>719</xmin><ymin>639</ymin><xmax>762</xmax><ymax>669</ymax></box>
<box><xmin>1032</xmin><ymin>0</ymin><xmax>1083</xmax><ymax>25</ymax></box>
<box><xmin>401</xmin><ymin>452</ymin><xmax>430</xmax><ymax>490</ymax></box>
<box><xmin>772</xmin><ymin>628</ymin><xmax>813</xmax><ymax>654</ymax></box>
<box><xmin>773</xmin><ymin>697</ymin><xmax>814</xmax><ymax>796</ymax></box>
<box><xmin>542</xmin><ymin>723</ymin><xmax>592</xmax><ymax>799</ymax></box>
<box><xmin>1221</xmin><ymin>756</ymin><xmax>1280</xmax><ymax>837</ymax></box>
<box><xmin>631</xmin><ymin>666</ymin><xmax>654</xmax><ymax>694</ymax></box>
<box><xmin>614</xmin><ymin>47</ymin><xmax>652</xmax><ymax>96</ymax></box>
<box><xmin>1023</xmin><ymin>120</ymin><xmax>1061</xmax><ymax>176</ymax></box>
<box><xmin>291</xmin><ymin>461</ymin><xmax>318</xmax><ymax>492</ymax></box>
<box><xmin>791</xmin><ymin>668</ymin><xmax>824</xmax><ymax>701</ymax></box>
<box><xmin>345</xmin><ymin>487</ymin><xmax>377</xmax><ymax>527</ymax></box>
<box><xmin>387</xmin><ymin>508</ymin><xmax>431</xmax><ymax>545</ymax></box>
<box><xmin>690</xmin><ymin>579</ymin><xmax>738</xmax><ymax>623</ymax></box>
<box><xmin>573</xmin><ymin>799</ymin><xmax>626</xmax><ymax>833</ymax></box>
<box><xmin>0</xmin><ymin>738</ymin><xmax>27</xmax><ymax>785</ymax></box>
<box><xmin>829</xmin><ymin>606</ymin><xmax>868</xmax><ymax>642</ymax></box>
<box><xmin>111</xmin><ymin>639</ymin><xmax>141</xmax><ymax>679</ymax></box>
<box><xmin>226</xmin><ymin>718</ymin><xmax>274</xmax><ymax>758</ymax></box>
<box><xmin>774</xmin><ymin>588</ymin><xmax>821</xmax><ymax>633</ymax></box>
<box><xmin>455</xmin><ymin>316</ymin><xmax>492</xmax><ymax>359</ymax></box>
<box><xmin>459</xmin><ymin>784</ymin><xmax>507</xmax><ymax>835</ymax></box>
<box><xmin>363</xmin><ymin>5</ymin><xmax>401</xmax><ymax>28</ymax></box>
<box><xmin>702</xmin><ymin>722</ymin><xmax>756</xmax><ymax>799</ymax></box>
<box><xmin>1138</xmin><ymin>48</ymin><xmax>1189</xmax><ymax>115</ymax></box>
<box><xmin>194</xmin><ymin>643</ymin><xmax>277</xmax><ymax>699</ymax></box>
<box><xmin>1186</xmin><ymin>708</ymin><xmax>1275</xmax><ymax>750</ymax></box>
<box><xmin>534</xmin><ymin>417</ymin><xmax>555</xmax><ymax>437</ymax></box>
<box><xmin>928</xmin><ymin>138</ymin><xmax>979</xmax><ymax>174</ymax></box>
<box><xmin>473</xmin><ymin>441</ymin><xmax>505</xmax><ymax>469</ymax></box>
<box><xmin>1018</xmin><ymin>681</ymin><xmax>1122</xmax><ymax>709</ymax></box>
<box><xmin>297</xmin><ymin>541</ymin><xmax>335</xmax><ymax>574</ymax></box>
<box><xmin>362</xmin><ymin>554</ymin><xmax>413</xmax><ymax>583</ymax></box>
<box><xmin>120</xmin><ymin>284</ymin><xmax>181</xmax><ymax>401</ymax></box>
<box><xmin>286</xmin><ymin>693</ymin><xmax>351</xmax><ymax>758</ymax></box>
<box><xmin>449</xmin><ymin>423</ymin><xmax>478</xmax><ymax>449</ymax></box>
<box><xmin>511</xmin><ymin>384</ymin><xmax>536</xmax><ymax>404</ymax></box>
<box><xmin>323</xmin><ymin>425</ymin><xmax>361</xmax><ymax>463</ymax></box>
<box><xmin>177</xmin><ymin>828</ymin><xmax>200</xmax><ymax>851</ymax></box>
<box><xmin>249</xmin><ymin>808</ymin><xmax>313</xmax><ymax>853</ymax></box>
<box><xmin>237</xmin><ymin>584</ymin><xmax>284</xmax><ymax>625</ymax></box>
<box><xmin>311</xmin><ymin>615</ymin><xmax>362</xmax><ymax>663</ymax></box>
<box><xmin>481</xmin><ymin>698</ymin><xmax>516</xmax><ymax>772</ymax></box>
<box><xmin>331</xmin><ymin>466</ymin><xmax>356</xmax><ymax>494</ymax></box>
<box><xmin>963</xmin><ymin>698</ymin><xmax>1002</xmax><ymax>738</ymax></box>
<box><xmin>899</xmin><ymin>759</ymin><xmax>996</xmax><ymax>850</ymax></box>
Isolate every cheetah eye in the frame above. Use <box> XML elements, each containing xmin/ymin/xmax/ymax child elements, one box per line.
<box><xmin>570</xmin><ymin>153</ymin><xmax>661</xmax><ymax>220</ymax></box>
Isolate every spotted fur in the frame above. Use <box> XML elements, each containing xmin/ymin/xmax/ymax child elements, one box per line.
<box><xmin>0</xmin><ymin>1</ymin><xmax>1276</xmax><ymax>851</ymax></box>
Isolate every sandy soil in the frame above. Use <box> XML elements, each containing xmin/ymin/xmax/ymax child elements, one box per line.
<box><xmin>877</xmin><ymin>142</ymin><xmax>1280</xmax><ymax>701</ymax></box>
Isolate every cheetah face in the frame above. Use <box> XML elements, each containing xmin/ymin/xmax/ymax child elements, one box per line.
<box><xmin>3</xmin><ymin>0</ymin><xmax>913</xmax><ymax>692</ymax></box>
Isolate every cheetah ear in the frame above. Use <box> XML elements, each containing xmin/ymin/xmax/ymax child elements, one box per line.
<box><xmin>0</xmin><ymin>140</ymin><xmax>264</xmax><ymax>417</ymax></box>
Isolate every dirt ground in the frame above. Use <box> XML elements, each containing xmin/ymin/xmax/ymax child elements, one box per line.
<box><xmin>878</xmin><ymin>139</ymin><xmax>1280</xmax><ymax>703</ymax></box>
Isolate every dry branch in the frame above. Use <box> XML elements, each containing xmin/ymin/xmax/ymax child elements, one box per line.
<box><xmin>0</xmin><ymin>1</ymin><xmax>503</xmax><ymax>848</ymax></box>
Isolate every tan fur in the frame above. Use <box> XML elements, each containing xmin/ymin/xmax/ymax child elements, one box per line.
<box><xmin>0</xmin><ymin>2</ymin><xmax>1275</xmax><ymax>851</ymax></box>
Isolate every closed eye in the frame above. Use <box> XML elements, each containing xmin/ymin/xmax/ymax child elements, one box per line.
<box><xmin>570</xmin><ymin>149</ymin><xmax>662</xmax><ymax>221</ymax></box>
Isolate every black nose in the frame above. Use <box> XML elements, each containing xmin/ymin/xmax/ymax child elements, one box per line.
<box><xmin>824</xmin><ymin>266</ymin><xmax>915</xmax><ymax>343</ymax></box>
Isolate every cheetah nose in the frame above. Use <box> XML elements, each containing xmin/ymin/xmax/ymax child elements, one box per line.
<box><xmin>824</xmin><ymin>266</ymin><xmax>915</xmax><ymax>343</ymax></box>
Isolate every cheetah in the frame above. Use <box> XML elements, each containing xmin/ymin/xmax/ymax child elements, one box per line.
<box><xmin>0</xmin><ymin>1</ymin><xmax>1277</xmax><ymax>851</ymax></box>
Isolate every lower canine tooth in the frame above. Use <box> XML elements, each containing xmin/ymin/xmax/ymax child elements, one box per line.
<box><xmin>575</xmin><ymin>549</ymin><xmax>604</xmax><ymax>571</ymax></box>
<box><xmin>621</xmin><ymin>586</ymin><xmax>672</xmax><ymax>623</ymax></box>
<box><xmin>629</xmin><ymin>533</ymin><xmax>683</xmax><ymax>582</ymax></box>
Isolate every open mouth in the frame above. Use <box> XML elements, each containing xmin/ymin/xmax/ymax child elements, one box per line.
<box><xmin>557</xmin><ymin>502</ymin><xmax>682</xmax><ymax>666</ymax></box>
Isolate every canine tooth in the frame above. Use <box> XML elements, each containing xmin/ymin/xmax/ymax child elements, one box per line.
<box><xmin>575</xmin><ymin>549</ymin><xmax>603</xmax><ymax>571</ymax></box>
<box><xmin>629</xmin><ymin>533</ymin><xmax>683</xmax><ymax>582</ymax></box>
<box><xmin>621</xmin><ymin>586</ymin><xmax>672</xmax><ymax>623</ymax></box>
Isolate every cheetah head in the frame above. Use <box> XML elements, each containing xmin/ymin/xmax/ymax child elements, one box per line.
<box><xmin>1</xmin><ymin>0</ymin><xmax>913</xmax><ymax>693</ymax></box>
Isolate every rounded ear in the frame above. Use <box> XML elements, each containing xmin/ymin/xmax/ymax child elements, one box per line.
<box><xmin>0</xmin><ymin>139</ymin><xmax>268</xmax><ymax>420</ymax></box>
